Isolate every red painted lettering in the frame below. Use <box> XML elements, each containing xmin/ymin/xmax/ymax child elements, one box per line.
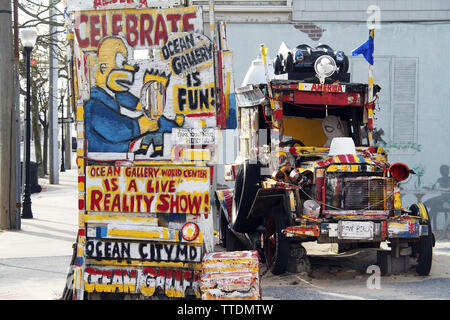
<box><xmin>182</xmin><ymin>13</ymin><xmax>196</xmax><ymax>31</ymax></box>
<box><xmin>127</xmin><ymin>179</ymin><xmax>138</xmax><ymax>192</ymax></box>
<box><xmin>122</xmin><ymin>194</ymin><xmax>130</xmax><ymax>212</ymax></box>
<box><xmin>170</xmin><ymin>195</ymin><xmax>179</xmax><ymax>213</ymax></box>
<box><xmin>166</xmin><ymin>14</ymin><xmax>181</xmax><ymax>32</ymax></box>
<box><xmin>90</xmin><ymin>189</ymin><xmax>103</xmax><ymax>211</ymax></box>
<box><xmin>188</xmin><ymin>195</ymin><xmax>202</xmax><ymax>214</ymax></box>
<box><xmin>125</xmin><ymin>14</ymin><xmax>139</xmax><ymax>46</ymax></box>
<box><xmin>168</xmin><ymin>180</ymin><xmax>176</xmax><ymax>193</ymax></box>
<box><xmin>154</xmin><ymin>14</ymin><xmax>168</xmax><ymax>46</ymax></box>
<box><xmin>101</xmin><ymin>14</ymin><xmax>108</xmax><ymax>37</ymax></box>
<box><xmin>111</xmin><ymin>194</ymin><xmax>121</xmax><ymax>211</ymax></box>
<box><xmin>103</xmin><ymin>179</ymin><xmax>111</xmax><ymax>192</ymax></box>
<box><xmin>90</xmin><ymin>15</ymin><xmax>101</xmax><ymax>48</ymax></box>
<box><xmin>111</xmin><ymin>178</ymin><xmax>119</xmax><ymax>192</ymax></box>
<box><xmin>156</xmin><ymin>194</ymin><xmax>170</xmax><ymax>212</ymax></box>
<box><xmin>75</xmin><ymin>14</ymin><xmax>89</xmax><ymax>48</ymax></box>
<box><xmin>135</xmin><ymin>194</ymin><xmax>142</xmax><ymax>212</ymax></box>
<box><xmin>112</xmin><ymin>14</ymin><xmax>123</xmax><ymax>36</ymax></box>
<box><xmin>143</xmin><ymin>195</ymin><xmax>154</xmax><ymax>212</ymax></box>
<box><xmin>140</xmin><ymin>14</ymin><xmax>153</xmax><ymax>46</ymax></box>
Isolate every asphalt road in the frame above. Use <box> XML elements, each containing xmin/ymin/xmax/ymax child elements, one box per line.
<box><xmin>0</xmin><ymin>242</ymin><xmax>449</xmax><ymax>300</ymax></box>
<box><xmin>261</xmin><ymin>241</ymin><xmax>450</xmax><ymax>300</ymax></box>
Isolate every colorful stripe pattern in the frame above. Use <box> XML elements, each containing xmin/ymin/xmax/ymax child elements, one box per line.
<box><xmin>201</xmin><ymin>251</ymin><xmax>261</xmax><ymax>300</ymax></box>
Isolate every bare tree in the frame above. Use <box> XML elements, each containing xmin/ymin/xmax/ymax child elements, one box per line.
<box><xmin>18</xmin><ymin>0</ymin><xmax>69</xmax><ymax>176</ymax></box>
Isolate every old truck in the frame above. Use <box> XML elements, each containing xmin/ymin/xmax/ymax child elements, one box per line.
<box><xmin>216</xmin><ymin>47</ymin><xmax>435</xmax><ymax>277</ymax></box>
<box><xmin>61</xmin><ymin>0</ymin><xmax>260</xmax><ymax>300</ymax></box>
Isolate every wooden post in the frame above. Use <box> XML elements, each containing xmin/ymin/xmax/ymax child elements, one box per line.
<box><xmin>0</xmin><ymin>1</ymin><xmax>16</xmax><ymax>229</ymax></box>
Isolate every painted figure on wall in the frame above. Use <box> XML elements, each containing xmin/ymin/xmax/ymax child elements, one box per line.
<box><xmin>84</xmin><ymin>36</ymin><xmax>158</xmax><ymax>153</ymax></box>
<box><xmin>424</xmin><ymin>164</ymin><xmax>450</xmax><ymax>231</ymax></box>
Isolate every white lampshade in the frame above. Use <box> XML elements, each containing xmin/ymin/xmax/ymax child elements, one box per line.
<box><xmin>241</xmin><ymin>55</ymin><xmax>274</xmax><ymax>87</ymax></box>
<box><xmin>329</xmin><ymin>137</ymin><xmax>356</xmax><ymax>156</ymax></box>
<box><xmin>20</xmin><ymin>27</ymin><xmax>38</xmax><ymax>49</ymax></box>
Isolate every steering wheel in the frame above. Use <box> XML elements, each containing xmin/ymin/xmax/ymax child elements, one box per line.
<box><xmin>280</xmin><ymin>139</ymin><xmax>305</xmax><ymax>148</ymax></box>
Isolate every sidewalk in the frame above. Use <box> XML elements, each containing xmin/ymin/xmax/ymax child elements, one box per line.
<box><xmin>0</xmin><ymin>168</ymin><xmax>79</xmax><ymax>299</ymax></box>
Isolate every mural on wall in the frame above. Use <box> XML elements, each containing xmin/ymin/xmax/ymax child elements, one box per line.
<box><xmin>72</xmin><ymin>6</ymin><xmax>234</xmax><ymax>161</ymax></box>
<box><xmin>373</xmin><ymin>127</ymin><xmax>449</xmax><ymax>236</ymax></box>
<box><xmin>294</xmin><ymin>23</ymin><xmax>326</xmax><ymax>41</ymax></box>
<box><xmin>423</xmin><ymin>165</ymin><xmax>450</xmax><ymax>233</ymax></box>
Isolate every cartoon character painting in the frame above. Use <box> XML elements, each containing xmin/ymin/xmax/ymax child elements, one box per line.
<box><xmin>84</xmin><ymin>36</ymin><xmax>157</xmax><ymax>153</ymax></box>
<box><xmin>84</xmin><ymin>36</ymin><xmax>184</xmax><ymax>157</ymax></box>
<box><xmin>83</xmin><ymin>30</ymin><xmax>223</xmax><ymax>160</ymax></box>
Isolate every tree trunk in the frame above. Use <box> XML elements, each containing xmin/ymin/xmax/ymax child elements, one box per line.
<box><xmin>31</xmin><ymin>83</ymin><xmax>43</xmax><ymax>177</ymax></box>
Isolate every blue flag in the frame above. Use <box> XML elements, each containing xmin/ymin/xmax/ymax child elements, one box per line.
<box><xmin>352</xmin><ymin>35</ymin><xmax>374</xmax><ymax>65</ymax></box>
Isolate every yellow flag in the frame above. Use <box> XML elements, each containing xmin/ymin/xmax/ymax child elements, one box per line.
<box><xmin>260</xmin><ymin>44</ymin><xmax>268</xmax><ymax>65</ymax></box>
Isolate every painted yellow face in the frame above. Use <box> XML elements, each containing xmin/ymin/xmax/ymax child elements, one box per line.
<box><xmin>95</xmin><ymin>37</ymin><xmax>136</xmax><ymax>92</ymax></box>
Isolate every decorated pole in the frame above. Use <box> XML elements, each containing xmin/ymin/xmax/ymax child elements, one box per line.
<box><xmin>352</xmin><ymin>27</ymin><xmax>375</xmax><ymax>147</ymax></box>
<box><xmin>367</xmin><ymin>28</ymin><xmax>375</xmax><ymax>147</ymax></box>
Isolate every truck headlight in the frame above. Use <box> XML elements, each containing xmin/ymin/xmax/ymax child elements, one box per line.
<box><xmin>335</xmin><ymin>51</ymin><xmax>345</xmax><ymax>62</ymax></box>
<box><xmin>295</xmin><ymin>50</ymin><xmax>304</xmax><ymax>63</ymax></box>
<box><xmin>314</xmin><ymin>55</ymin><xmax>337</xmax><ymax>80</ymax></box>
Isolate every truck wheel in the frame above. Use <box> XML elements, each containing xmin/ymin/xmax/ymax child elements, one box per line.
<box><xmin>232</xmin><ymin>160</ymin><xmax>261</xmax><ymax>233</ymax></box>
<box><xmin>264</xmin><ymin>208</ymin><xmax>289</xmax><ymax>275</ymax></box>
<box><xmin>225</xmin><ymin>228</ymin><xmax>244</xmax><ymax>251</ymax></box>
<box><xmin>410</xmin><ymin>203</ymin><xmax>433</xmax><ymax>275</ymax></box>
<box><xmin>416</xmin><ymin>233</ymin><xmax>433</xmax><ymax>276</ymax></box>
<box><xmin>219</xmin><ymin>210</ymin><xmax>227</xmax><ymax>248</ymax></box>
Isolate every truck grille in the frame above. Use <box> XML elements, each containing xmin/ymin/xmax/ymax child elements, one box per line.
<box><xmin>325</xmin><ymin>175</ymin><xmax>394</xmax><ymax>211</ymax></box>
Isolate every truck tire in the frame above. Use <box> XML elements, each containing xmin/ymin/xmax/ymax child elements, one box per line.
<box><xmin>264</xmin><ymin>207</ymin><xmax>289</xmax><ymax>275</ymax></box>
<box><xmin>225</xmin><ymin>228</ymin><xmax>245</xmax><ymax>251</ymax></box>
<box><xmin>219</xmin><ymin>209</ymin><xmax>227</xmax><ymax>248</ymax></box>
<box><xmin>416</xmin><ymin>233</ymin><xmax>433</xmax><ymax>276</ymax></box>
<box><xmin>232</xmin><ymin>161</ymin><xmax>262</xmax><ymax>233</ymax></box>
<box><xmin>410</xmin><ymin>203</ymin><xmax>433</xmax><ymax>276</ymax></box>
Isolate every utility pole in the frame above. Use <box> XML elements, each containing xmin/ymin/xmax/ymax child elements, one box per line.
<box><xmin>13</xmin><ymin>0</ymin><xmax>22</xmax><ymax>229</ymax></box>
<box><xmin>49</xmin><ymin>0</ymin><xmax>59</xmax><ymax>184</ymax></box>
<box><xmin>0</xmin><ymin>0</ymin><xmax>17</xmax><ymax>229</ymax></box>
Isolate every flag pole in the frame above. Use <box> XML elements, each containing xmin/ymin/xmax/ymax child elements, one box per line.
<box><xmin>367</xmin><ymin>28</ymin><xmax>375</xmax><ymax>147</ymax></box>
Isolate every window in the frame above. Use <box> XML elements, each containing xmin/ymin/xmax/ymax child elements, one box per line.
<box><xmin>350</xmin><ymin>56</ymin><xmax>418</xmax><ymax>154</ymax></box>
<box><xmin>391</xmin><ymin>58</ymin><xmax>418</xmax><ymax>146</ymax></box>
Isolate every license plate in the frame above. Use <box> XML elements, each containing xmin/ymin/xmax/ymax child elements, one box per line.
<box><xmin>338</xmin><ymin>221</ymin><xmax>374</xmax><ymax>240</ymax></box>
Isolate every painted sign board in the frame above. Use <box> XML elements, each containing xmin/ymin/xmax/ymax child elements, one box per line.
<box><xmin>73</xmin><ymin>6</ymin><xmax>203</xmax><ymax>50</ymax></box>
<box><xmin>85</xmin><ymin>239</ymin><xmax>202</xmax><ymax>262</ymax></box>
<box><xmin>70</xmin><ymin>5</ymin><xmax>237</xmax><ymax>161</ymax></box>
<box><xmin>171</xmin><ymin>128</ymin><xmax>217</xmax><ymax>145</ymax></box>
<box><xmin>86</xmin><ymin>165</ymin><xmax>211</xmax><ymax>214</ymax></box>
<box><xmin>83</xmin><ymin>266</ymin><xmax>201</xmax><ymax>298</ymax></box>
<box><xmin>66</xmin><ymin>0</ymin><xmax>182</xmax><ymax>12</ymax></box>
<box><xmin>66</xmin><ymin>4</ymin><xmax>251</xmax><ymax>300</ymax></box>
